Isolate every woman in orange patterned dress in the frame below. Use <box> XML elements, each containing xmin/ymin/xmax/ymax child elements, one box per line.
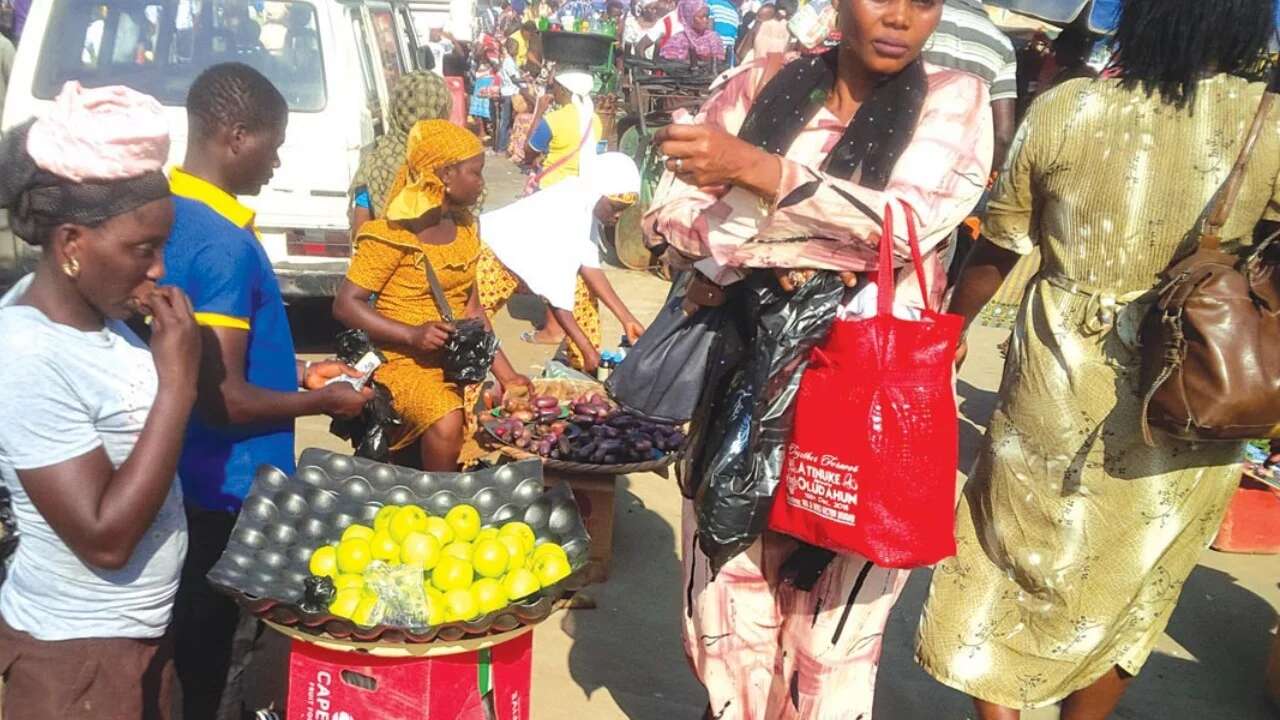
<box><xmin>333</xmin><ymin>120</ymin><xmax>530</xmax><ymax>470</ymax></box>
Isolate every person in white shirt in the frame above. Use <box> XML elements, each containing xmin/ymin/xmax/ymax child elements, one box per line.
<box><xmin>0</xmin><ymin>82</ymin><xmax>200</xmax><ymax>720</ymax></box>
<box><xmin>495</xmin><ymin>38</ymin><xmax>525</xmax><ymax>152</ymax></box>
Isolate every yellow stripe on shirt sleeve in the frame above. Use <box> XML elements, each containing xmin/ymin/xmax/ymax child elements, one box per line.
<box><xmin>194</xmin><ymin>312</ymin><xmax>251</xmax><ymax>331</ymax></box>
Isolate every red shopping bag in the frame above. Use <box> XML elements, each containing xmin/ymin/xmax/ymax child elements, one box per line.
<box><xmin>768</xmin><ymin>201</ymin><xmax>963</xmax><ymax>568</ymax></box>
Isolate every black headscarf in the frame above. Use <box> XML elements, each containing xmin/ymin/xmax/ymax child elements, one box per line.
<box><xmin>0</xmin><ymin>121</ymin><xmax>171</xmax><ymax>246</ymax></box>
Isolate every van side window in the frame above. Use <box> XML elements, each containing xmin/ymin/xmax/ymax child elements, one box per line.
<box><xmin>393</xmin><ymin>5</ymin><xmax>423</xmax><ymax>71</ymax></box>
<box><xmin>368</xmin><ymin>8</ymin><xmax>403</xmax><ymax>92</ymax></box>
<box><xmin>349</xmin><ymin>8</ymin><xmax>384</xmax><ymax>132</ymax></box>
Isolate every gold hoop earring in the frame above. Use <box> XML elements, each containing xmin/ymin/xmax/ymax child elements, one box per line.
<box><xmin>62</xmin><ymin>257</ymin><xmax>81</xmax><ymax>279</ymax></box>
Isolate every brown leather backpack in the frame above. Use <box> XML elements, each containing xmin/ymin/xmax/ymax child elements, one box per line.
<box><xmin>1139</xmin><ymin>76</ymin><xmax>1280</xmax><ymax>445</ymax></box>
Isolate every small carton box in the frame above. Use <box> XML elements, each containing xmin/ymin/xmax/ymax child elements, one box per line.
<box><xmin>285</xmin><ymin>631</ymin><xmax>532</xmax><ymax>720</ymax></box>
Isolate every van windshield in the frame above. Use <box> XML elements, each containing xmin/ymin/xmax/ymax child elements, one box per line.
<box><xmin>35</xmin><ymin>0</ymin><xmax>326</xmax><ymax>111</ymax></box>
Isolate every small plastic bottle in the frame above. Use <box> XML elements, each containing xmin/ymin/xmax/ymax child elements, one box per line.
<box><xmin>617</xmin><ymin>334</ymin><xmax>632</xmax><ymax>362</ymax></box>
<box><xmin>596</xmin><ymin>350</ymin><xmax>617</xmax><ymax>382</ymax></box>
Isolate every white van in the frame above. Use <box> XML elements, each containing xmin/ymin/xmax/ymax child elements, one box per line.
<box><xmin>1</xmin><ymin>0</ymin><xmax>424</xmax><ymax>298</ymax></box>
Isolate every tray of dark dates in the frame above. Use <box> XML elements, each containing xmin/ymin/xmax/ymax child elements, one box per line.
<box><xmin>484</xmin><ymin>389</ymin><xmax>686</xmax><ymax>474</ymax></box>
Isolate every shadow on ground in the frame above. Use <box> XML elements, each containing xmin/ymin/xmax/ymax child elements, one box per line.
<box><xmin>560</xmin><ymin>475</ymin><xmax>707</xmax><ymax>718</ymax></box>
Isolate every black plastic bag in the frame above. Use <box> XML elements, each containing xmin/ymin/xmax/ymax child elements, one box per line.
<box><xmin>421</xmin><ymin>256</ymin><xmax>498</xmax><ymax>385</ymax></box>
<box><xmin>0</xmin><ymin>486</ymin><xmax>17</xmax><ymax>586</ymax></box>
<box><xmin>328</xmin><ymin>330</ymin><xmax>403</xmax><ymax>462</ymax></box>
<box><xmin>606</xmin><ymin>273</ymin><xmax>748</xmax><ymax>423</ymax></box>
<box><xmin>687</xmin><ymin>272</ymin><xmax>846</xmax><ymax>574</ymax></box>
<box><xmin>442</xmin><ymin>317</ymin><xmax>500</xmax><ymax>385</ymax></box>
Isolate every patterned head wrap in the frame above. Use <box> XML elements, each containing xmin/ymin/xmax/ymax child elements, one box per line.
<box><xmin>0</xmin><ymin>82</ymin><xmax>171</xmax><ymax>245</ymax></box>
<box><xmin>351</xmin><ymin>72</ymin><xmax>453</xmax><ymax>218</ymax></box>
<box><xmin>384</xmin><ymin>119</ymin><xmax>485</xmax><ymax>222</ymax></box>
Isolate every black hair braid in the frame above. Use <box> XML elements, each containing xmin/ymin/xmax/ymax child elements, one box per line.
<box><xmin>1113</xmin><ymin>0</ymin><xmax>1276</xmax><ymax>108</ymax></box>
<box><xmin>186</xmin><ymin>62</ymin><xmax>287</xmax><ymax>139</ymax></box>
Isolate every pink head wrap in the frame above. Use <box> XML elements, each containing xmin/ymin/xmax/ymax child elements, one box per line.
<box><xmin>26</xmin><ymin>82</ymin><xmax>170</xmax><ymax>182</ymax></box>
<box><xmin>0</xmin><ymin>82</ymin><xmax>172</xmax><ymax>245</ymax></box>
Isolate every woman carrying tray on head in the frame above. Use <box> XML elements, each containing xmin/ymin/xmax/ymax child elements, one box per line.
<box><xmin>642</xmin><ymin>0</ymin><xmax>992</xmax><ymax>715</ymax></box>
<box><xmin>333</xmin><ymin>120</ymin><xmax>531</xmax><ymax>471</ymax></box>
<box><xmin>0</xmin><ymin>83</ymin><xmax>200</xmax><ymax>719</ymax></box>
<box><xmin>916</xmin><ymin>2</ymin><xmax>1280</xmax><ymax>718</ymax></box>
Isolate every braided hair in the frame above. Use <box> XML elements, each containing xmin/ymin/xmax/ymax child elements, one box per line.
<box><xmin>1113</xmin><ymin>0</ymin><xmax>1276</xmax><ymax>108</ymax></box>
<box><xmin>186</xmin><ymin>62</ymin><xmax>287</xmax><ymax>140</ymax></box>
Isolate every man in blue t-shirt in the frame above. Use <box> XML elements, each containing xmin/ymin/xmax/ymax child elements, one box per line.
<box><xmin>162</xmin><ymin>63</ymin><xmax>370</xmax><ymax>720</ymax></box>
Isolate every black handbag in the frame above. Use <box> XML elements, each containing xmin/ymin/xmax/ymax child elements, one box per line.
<box><xmin>605</xmin><ymin>272</ymin><xmax>746</xmax><ymax>423</ymax></box>
<box><xmin>422</xmin><ymin>255</ymin><xmax>499</xmax><ymax>385</ymax></box>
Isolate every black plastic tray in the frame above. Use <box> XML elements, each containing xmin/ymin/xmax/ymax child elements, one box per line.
<box><xmin>207</xmin><ymin>449</ymin><xmax>592</xmax><ymax>644</ymax></box>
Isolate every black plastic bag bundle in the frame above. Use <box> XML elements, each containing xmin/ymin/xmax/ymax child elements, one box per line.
<box><xmin>328</xmin><ymin>330</ymin><xmax>403</xmax><ymax>462</ymax></box>
<box><xmin>607</xmin><ymin>273</ymin><xmax>748</xmax><ymax>423</ymax></box>
<box><xmin>443</xmin><ymin>318</ymin><xmax>500</xmax><ymax>384</ymax></box>
<box><xmin>685</xmin><ymin>272</ymin><xmax>846</xmax><ymax>574</ymax></box>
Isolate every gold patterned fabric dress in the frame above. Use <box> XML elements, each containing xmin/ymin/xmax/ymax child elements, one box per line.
<box><xmin>346</xmin><ymin>219</ymin><xmax>480</xmax><ymax>452</ymax></box>
<box><xmin>916</xmin><ymin>76</ymin><xmax>1280</xmax><ymax>709</ymax></box>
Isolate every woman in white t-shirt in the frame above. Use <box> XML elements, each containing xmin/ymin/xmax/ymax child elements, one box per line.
<box><xmin>0</xmin><ymin>83</ymin><xmax>200</xmax><ymax>719</ymax></box>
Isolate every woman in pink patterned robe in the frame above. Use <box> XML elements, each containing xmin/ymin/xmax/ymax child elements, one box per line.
<box><xmin>642</xmin><ymin>0</ymin><xmax>993</xmax><ymax>717</ymax></box>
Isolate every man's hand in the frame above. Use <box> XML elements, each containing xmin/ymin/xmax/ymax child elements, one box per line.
<box><xmin>315</xmin><ymin>382</ymin><xmax>374</xmax><ymax>420</ymax></box>
<box><xmin>302</xmin><ymin>360</ymin><xmax>363</xmax><ymax>390</ymax></box>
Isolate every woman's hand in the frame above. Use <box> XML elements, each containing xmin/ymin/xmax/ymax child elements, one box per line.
<box><xmin>496</xmin><ymin>372</ymin><xmax>534</xmax><ymax>400</ymax></box>
<box><xmin>409</xmin><ymin>321</ymin><xmax>455</xmax><ymax>352</ymax></box>
<box><xmin>623</xmin><ymin>320</ymin><xmax>646</xmax><ymax>344</ymax></box>
<box><xmin>772</xmin><ymin>269</ymin><xmax>860</xmax><ymax>292</ymax></box>
<box><xmin>580</xmin><ymin>345</ymin><xmax>602</xmax><ymax>374</ymax></box>
<box><xmin>655</xmin><ymin>124</ymin><xmax>781</xmax><ymax>194</ymax></box>
<box><xmin>146</xmin><ymin>287</ymin><xmax>201</xmax><ymax>394</ymax></box>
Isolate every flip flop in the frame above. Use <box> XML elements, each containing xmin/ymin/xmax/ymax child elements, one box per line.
<box><xmin>520</xmin><ymin>330</ymin><xmax>565</xmax><ymax>346</ymax></box>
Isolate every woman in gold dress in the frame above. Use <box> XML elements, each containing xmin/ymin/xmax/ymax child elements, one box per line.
<box><xmin>916</xmin><ymin>1</ymin><xmax>1280</xmax><ymax>718</ymax></box>
<box><xmin>333</xmin><ymin>120</ymin><xmax>529</xmax><ymax>470</ymax></box>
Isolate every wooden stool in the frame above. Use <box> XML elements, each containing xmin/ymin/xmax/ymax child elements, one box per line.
<box><xmin>542</xmin><ymin>470</ymin><xmax>618</xmax><ymax>584</ymax></box>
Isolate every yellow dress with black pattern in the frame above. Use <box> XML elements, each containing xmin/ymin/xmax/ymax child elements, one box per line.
<box><xmin>346</xmin><ymin>219</ymin><xmax>480</xmax><ymax>451</ymax></box>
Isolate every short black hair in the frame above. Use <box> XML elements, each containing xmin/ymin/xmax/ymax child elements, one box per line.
<box><xmin>186</xmin><ymin>62</ymin><xmax>288</xmax><ymax>139</ymax></box>
<box><xmin>1113</xmin><ymin>0</ymin><xmax>1276</xmax><ymax>107</ymax></box>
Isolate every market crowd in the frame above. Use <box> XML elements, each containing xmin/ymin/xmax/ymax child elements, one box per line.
<box><xmin>0</xmin><ymin>0</ymin><xmax>1277</xmax><ymax>719</ymax></box>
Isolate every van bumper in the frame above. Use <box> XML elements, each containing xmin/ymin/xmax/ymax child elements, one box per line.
<box><xmin>274</xmin><ymin>260</ymin><xmax>351</xmax><ymax>299</ymax></box>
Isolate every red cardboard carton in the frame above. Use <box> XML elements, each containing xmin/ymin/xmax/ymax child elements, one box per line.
<box><xmin>285</xmin><ymin>631</ymin><xmax>532</xmax><ymax>720</ymax></box>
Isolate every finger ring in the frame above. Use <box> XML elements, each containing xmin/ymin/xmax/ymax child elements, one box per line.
<box><xmin>675</xmin><ymin>157</ymin><xmax>684</xmax><ymax>172</ymax></box>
